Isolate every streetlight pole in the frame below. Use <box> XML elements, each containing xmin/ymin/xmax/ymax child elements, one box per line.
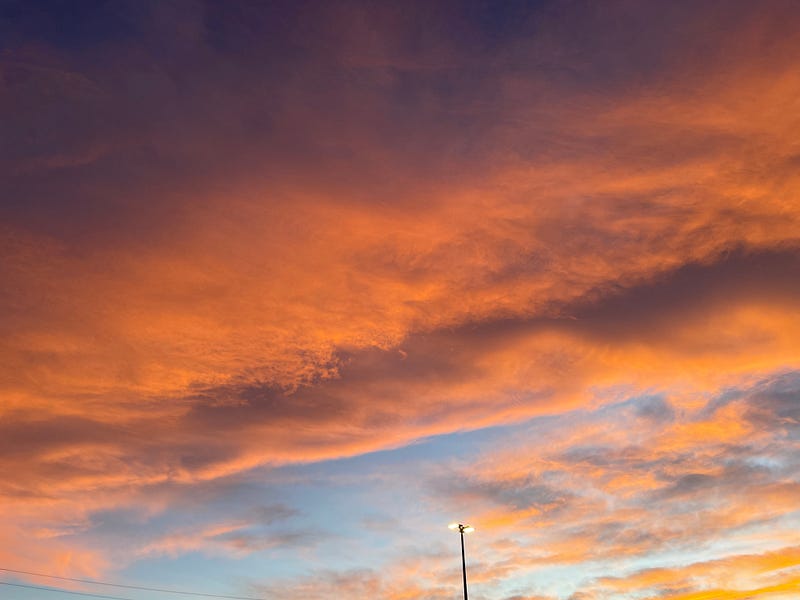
<box><xmin>449</xmin><ymin>523</ymin><xmax>474</xmax><ymax>600</ymax></box>
<box><xmin>460</xmin><ymin>526</ymin><xmax>468</xmax><ymax>600</ymax></box>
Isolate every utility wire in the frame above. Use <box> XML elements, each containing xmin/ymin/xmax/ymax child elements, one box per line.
<box><xmin>0</xmin><ymin>568</ymin><xmax>264</xmax><ymax>600</ymax></box>
<box><xmin>0</xmin><ymin>580</ymin><xmax>133</xmax><ymax>600</ymax></box>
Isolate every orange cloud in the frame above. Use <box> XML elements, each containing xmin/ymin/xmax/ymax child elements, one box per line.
<box><xmin>1</xmin><ymin>1</ymin><xmax>800</xmax><ymax>593</ymax></box>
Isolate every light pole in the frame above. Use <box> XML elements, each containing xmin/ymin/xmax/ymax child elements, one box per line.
<box><xmin>448</xmin><ymin>522</ymin><xmax>474</xmax><ymax>600</ymax></box>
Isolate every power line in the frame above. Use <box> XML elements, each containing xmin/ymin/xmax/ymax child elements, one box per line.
<box><xmin>0</xmin><ymin>580</ymin><xmax>133</xmax><ymax>600</ymax></box>
<box><xmin>0</xmin><ymin>568</ymin><xmax>264</xmax><ymax>600</ymax></box>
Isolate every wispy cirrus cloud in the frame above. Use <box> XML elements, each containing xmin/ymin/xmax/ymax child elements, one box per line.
<box><xmin>413</xmin><ymin>371</ymin><xmax>800</xmax><ymax>597</ymax></box>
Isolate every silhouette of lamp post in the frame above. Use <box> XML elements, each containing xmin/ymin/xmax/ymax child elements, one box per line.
<box><xmin>448</xmin><ymin>523</ymin><xmax>474</xmax><ymax>600</ymax></box>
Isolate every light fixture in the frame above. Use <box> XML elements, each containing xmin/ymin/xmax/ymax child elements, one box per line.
<box><xmin>448</xmin><ymin>522</ymin><xmax>474</xmax><ymax>599</ymax></box>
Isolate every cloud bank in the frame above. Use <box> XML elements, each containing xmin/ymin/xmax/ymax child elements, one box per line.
<box><xmin>1</xmin><ymin>1</ymin><xmax>799</xmax><ymax>598</ymax></box>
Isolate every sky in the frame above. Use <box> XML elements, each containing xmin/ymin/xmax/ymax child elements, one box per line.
<box><xmin>1</xmin><ymin>1</ymin><xmax>800</xmax><ymax>599</ymax></box>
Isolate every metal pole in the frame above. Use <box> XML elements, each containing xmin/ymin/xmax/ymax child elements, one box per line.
<box><xmin>460</xmin><ymin>528</ymin><xmax>468</xmax><ymax>600</ymax></box>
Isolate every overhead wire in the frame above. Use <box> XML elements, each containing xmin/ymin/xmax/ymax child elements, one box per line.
<box><xmin>0</xmin><ymin>580</ymin><xmax>133</xmax><ymax>600</ymax></box>
<box><xmin>0</xmin><ymin>568</ymin><xmax>265</xmax><ymax>600</ymax></box>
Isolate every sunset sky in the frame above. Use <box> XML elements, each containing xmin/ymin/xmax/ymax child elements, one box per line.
<box><xmin>2</xmin><ymin>1</ymin><xmax>800</xmax><ymax>599</ymax></box>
